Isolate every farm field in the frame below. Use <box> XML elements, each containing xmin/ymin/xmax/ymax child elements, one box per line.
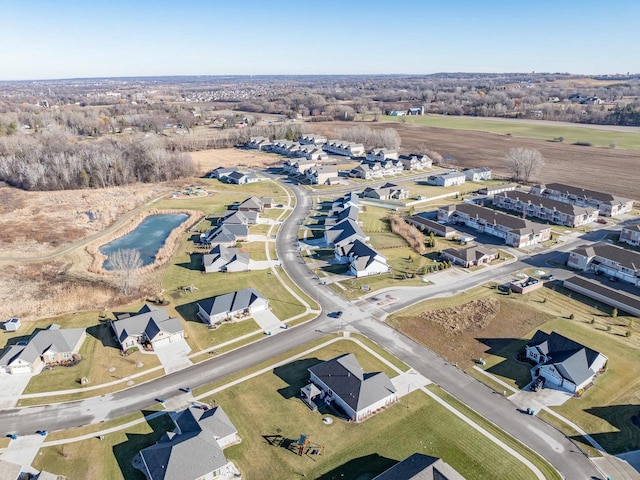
<box><xmin>330</xmin><ymin>120</ymin><xmax>640</xmax><ymax>199</ymax></box>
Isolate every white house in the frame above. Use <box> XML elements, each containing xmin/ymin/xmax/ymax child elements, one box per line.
<box><xmin>365</xmin><ymin>148</ymin><xmax>399</xmax><ymax>162</ymax></box>
<box><xmin>525</xmin><ymin>330</ymin><xmax>607</xmax><ymax>394</ymax></box>
<box><xmin>427</xmin><ymin>172</ymin><xmax>466</xmax><ymax>187</ymax></box>
<box><xmin>463</xmin><ymin>167</ymin><xmax>492</xmax><ymax>181</ymax></box>
<box><xmin>197</xmin><ymin>288</ymin><xmax>269</xmax><ymax>325</ymax></box>
<box><xmin>304</xmin><ymin>353</ymin><xmax>397</xmax><ymax>422</ymax></box>
<box><xmin>398</xmin><ymin>154</ymin><xmax>432</xmax><ymax>170</ymax></box>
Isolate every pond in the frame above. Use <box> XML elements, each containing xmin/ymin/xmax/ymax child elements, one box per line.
<box><xmin>100</xmin><ymin>213</ymin><xmax>189</xmax><ymax>270</ymax></box>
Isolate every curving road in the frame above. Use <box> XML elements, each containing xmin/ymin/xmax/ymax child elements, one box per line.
<box><xmin>0</xmin><ymin>174</ymin><xmax>603</xmax><ymax>479</ymax></box>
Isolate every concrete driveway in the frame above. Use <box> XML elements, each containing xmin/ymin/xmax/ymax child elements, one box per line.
<box><xmin>252</xmin><ymin>310</ymin><xmax>285</xmax><ymax>335</ymax></box>
<box><xmin>510</xmin><ymin>382</ymin><xmax>572</xmax><ymax>413</ymax></box>
<box><xmin>154</xmin><ymin>339</ymin><xmax>193</xmax><ymax>374</ymax></box>
<box><xmin>249</xmin><ymin>259</ymin><xmax>280</xmax><ymax>270</ymax></box>
<box><xmin>391</xmin><ymin>369</ymin><xmax>431</xmax><ymax>397</ymax></box>
<box><xmin>0</xmin><ymin>434</ymin><xmax>46</xmax><ymax>475</ymax></box>
<box><xmin>0</xmin><ymin>369</ymin><xmax>40</xmax><ymax>409</ymax></box>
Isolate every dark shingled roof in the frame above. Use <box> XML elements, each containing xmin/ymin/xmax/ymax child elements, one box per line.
<box><xmin>571</xmin><ymin>242</ymin><xmax>640</xmax><ymax>272</ymax></box>
<box><xmin>308</xmin><ymin>353</ymin><xmax>396</xmax><ymax>413</ymax></box>
<box><xmin>373</xmin><ymin>453</ymin><xmax>466</xmax><ymax>480</ymax></box>
<box><xmin>541</xmin><ymin>182</ymin><xmax>633</xmax><ymax>205</ymax></box>
<box><xmin>495</xmin><ymin>190</ymin><xmax>597</xmax><ymax>216</ymax></box>
<box><xmin>443</xmin><ymin>203</ymin><xmax>549</xmax><ymax>235</ymax></box>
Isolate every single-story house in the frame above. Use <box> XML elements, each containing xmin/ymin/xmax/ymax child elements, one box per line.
<box><xmin>427</xmin><ymin>172</ymin><xmax>466</xmax><ymax>187</ymax></box>
<box><xmin>0</xmin><ymin>325</ymin><xmax>86</xmax><ymax>375</ymax></box>
<box><xmin>335</xmin><ymin>239</ymin><xmax>390</xmax><ymax>277</ymax></box>
<box><xmin>332</xmin><ymin>192</ymin><xmax>360</xmax><ymax>213</ymax></box>
<box><xmin>219</xmin><ymin>209</ymin><xmax>259</xmax><ymax>225</ymax></box>
<box><xmin>440</xmin><ymin>246</ymin><xmax>497</xmax><ymax>268</ymax></box>
<box><xmin>324</xmin><ymin>218</ymin><xmax>368</xmax><ymax>247</ymax></box>
<box><xmin>525</xmin><ymin>330</ymin><xmax>607</xmax><ymax>394</ymax></box>
<box><xmin>204</xmin><ymin>223</ymin><xmax>249</xmax><ymax>246</ymax></box>
<box><xmin>361</xmin><ymin>183</ymin><xmax>409</xmax><ymax>201</ymax></box>
<box><xmin>463</xmin><ymin>167</ymin><xmax>492</xmax><ymax>181</ymax></box>
<box><xmin>207</xmin><ymin>167</ymin><xmax>235</xmax><ymax>180</ymax></box>
<box><xmin>373</xmin><ymin>453</ymin><xmax>466</xmax><ymax>480</ymax></box>
<box><xmin>237</xmin><ymin>196</ymin><xmax>272</xmax><ymax>212</ymax></box>
<box><xmin>202</xmin><ymin>245</ymin><xmax>250</xmax><ymax>273</ymax></box>
<box><xmin>324</xmin><ymin>205</ymin><xmax>360</xmax><ymax>227</ymax></box>
<box><xmin>197</xmin><ymin>288</ymin><xmax>268</xmax><ymax>326</ymax></box>
<box><xmin>304</xmin><ymin>353</ymin><xmax>397</xmax><ymax>422</ymax></box>
<box><xmin>226</xmin><ymin>171</ymin><xmax>258</xmax><ymax>185</ymax></box>
<box><xmin>111</xmin><ymin>305</ymin><xmax>185</xmax><ymax>351</ymax></box>
<box><xmin>138</xmin><ymin>405</ymin><xmax>238</xmax><ymax>480</ymax></box>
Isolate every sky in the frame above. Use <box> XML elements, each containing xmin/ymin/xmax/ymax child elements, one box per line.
<box><xmin>1</xmin><ymin>0</ymin><xmax>638</xmax><ymax>80</ymax></box>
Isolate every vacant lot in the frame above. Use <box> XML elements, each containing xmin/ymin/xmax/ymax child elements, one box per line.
<box><xmin>190</xmin><ymin>147</ymin><xmax>280</xmax><ymax>174</ymax></box>
<box><xmin>331</xmin><ymin>120</ymin><xmax>640</xmax><ymax>199</ymax></box>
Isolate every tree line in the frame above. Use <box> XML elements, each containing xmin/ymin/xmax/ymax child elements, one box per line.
<box><xmin>0</xmin><ymin>129</ymin><xmax>194</xmax><ymax>191</ymax></box>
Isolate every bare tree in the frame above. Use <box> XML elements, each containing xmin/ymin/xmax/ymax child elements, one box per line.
<box><xmin>505</xmin><ymin>148</ymin><xmax>544</xmax><ymax>183</ymax></box>
<box><xmin>109</xmin><ymin>249</ymin><xmax>143</xmax><ymax>295</ymax></box>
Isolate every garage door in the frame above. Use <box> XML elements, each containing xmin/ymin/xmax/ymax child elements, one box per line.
<box><xmin>152</xmin><ymin>337</ymin><xmax>172</xmax><ymax>348</ymax></box>
<box><xmin>11</xmin><ymin>365</ymin><xmax>32</xmax><ymax>374</ymax></box>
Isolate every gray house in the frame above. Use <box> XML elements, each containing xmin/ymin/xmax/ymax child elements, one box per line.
<box><xmin>111</xmin><ymin>305</ymin><xmax>185</xmax><ymax>351</ymax></box>
<box><xmin>197</xmin><ymin>288</ymin><xmax>269</xmax><ymax>325</ymax></box>
<box><xmin>202</xmin><ymin>245</ymin><xmax>250</xmax><ymax>273</ymax></box>
<box><xmin>304</xmin><ymin>353</ymin><xmax>397</xmax><ymax>422</ymax></box>
<box><xmin>373</xmin><ymin>453</ymin><xmax>466</xmax><ymax>480</ymax></box>
<box><xmin>324</xmin><ymin>219</ymin><xmax>368</xmax><ymax>247</ymax></box>
<box><xmin>138</xmin><ymin>406</ymin><xmax>239</xmax><ymax>480</ymax></box>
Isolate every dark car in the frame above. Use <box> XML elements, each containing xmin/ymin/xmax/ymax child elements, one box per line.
<box><xmin>530</xmin><ymin>377</ymin><xmax>545</xmax><ymax>392</ymax></box>
<box><xmin>497</xmin><ymin>284</ymin><xmax>511</xmax><ymax>293</ymax></box>
<box><xmin>331</xmin><ymin>311</ymin><xmax>343</xmax><ymax>318</ymax></box>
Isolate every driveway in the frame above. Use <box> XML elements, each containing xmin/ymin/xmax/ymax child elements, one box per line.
<box><xmin>391</xmin><ymin>369</ymin><xmax>431</xmax><ymax>397</ymax></box>
<box><xmin>0</xmin><ymin>434</ymin><xmax>46</xmax><ymax>475</ymax></box>
<box><xmin>510</xmin><ymin>382</ymin><xmax>572</xmax><ymax>413</ymax></box>
<box><xmin>249</xmin><ymin>259</ymin><xmax>280</xmax><ymax>270</ymax></box>
<box><xmin>252</xmin><ymin>310</ymin><xmax>285</xmax><ymax>335</ymax></box>
<box><xmin>154</xmin><ymin>339</ymin><xmax>193</xmax><ymax>374</ymax></box>
<box><xmin>0</xmin><ymin>369</ymin><xmax>40</xmax><ymax>409</ymax></box>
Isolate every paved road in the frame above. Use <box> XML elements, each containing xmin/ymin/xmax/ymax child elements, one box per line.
<box><xmin>0</xmin><ymin>174</ymin><xmax>612</xmax><ymax>479</ymax></box>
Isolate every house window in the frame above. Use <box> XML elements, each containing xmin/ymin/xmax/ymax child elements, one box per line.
<box><xmin>63</xmin><ymin>352</ymin><xmax>71</xmax><ymax>359</ymax></box>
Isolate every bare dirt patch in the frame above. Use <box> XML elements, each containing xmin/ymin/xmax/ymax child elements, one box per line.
<box><xmin>332</xmin><ymin>121</ymin><xmax>640</xmax><ymax>199</ymax></box>
<box><xmin>190</xmin><ymin>147</ymin><xmax>280</xmax><ymax>174</ymax></box>
<box><xmin>389</xmin><ymin>296</ymin><xmax>554</xmax><ymax>369</ymax></box>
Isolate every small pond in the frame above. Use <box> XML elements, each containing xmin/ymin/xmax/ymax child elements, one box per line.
<box><xmin>100</xmin><ymin>213</ymin><xmax>189</xmax><ymax>270</ymax></box>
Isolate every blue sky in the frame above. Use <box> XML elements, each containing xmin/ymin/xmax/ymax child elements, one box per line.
<box><xmin>1</xmin><ymin>0</ymin><xmax>638</xmax><ymax>80</ymax></box>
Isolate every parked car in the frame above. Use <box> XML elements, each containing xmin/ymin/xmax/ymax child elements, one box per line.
<box><xmin>332</xmin><ymin>311</ymin><xmax>343</xmax><ymax>318</ymax></box>
<box><xmin>530</xmin><ymin>377</ymin><xmax>545</xmax><ymax>392</ymax></box>
<box><xmin>597</xmin><ymin>218</ymin><xmax>608</xmax><ymax>224</ymax></box>
<box><xmin>542</xmin><ymin>274</ymin><xmax>556</xmax><ymax>281</ymax></box>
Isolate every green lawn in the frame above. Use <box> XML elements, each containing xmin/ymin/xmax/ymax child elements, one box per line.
<box><xmin>382</xmin><ymin>115</ymin><xmax>640</xmax><ymax>150</ymax></box>
<box><xmin>33</xmin><ymin>413</ymin><xmax>174</xmax><ymax>480</ymax></box>
<box><xmin>201</xmin><ymin>342</ymin><xmax>547</xmax><ymax>480</ymax></box>
<box><xmin>239</xmin><ymin>241</ymin><xmax>268</xmax><ymax>260</ymax></box>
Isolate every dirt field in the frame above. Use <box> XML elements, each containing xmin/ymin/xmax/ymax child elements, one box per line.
<box><xmin>190</xmin><ymin>147</ymin><xmax>280</xmax><ymax>174</ymax></box>
<box><xmin>388</xmin><ymin>295</ymin><xmax>555</xmax><ymax>369</ymax></box>
<box><xmin>332</xmin><ymin>121</ymin><xmax>640</xmax><ymax>199</ymax></box>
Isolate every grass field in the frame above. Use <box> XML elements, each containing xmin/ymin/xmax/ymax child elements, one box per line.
<box><xmin>382</xmin><ymin>114</ymin><xmax>640</xmax><ymax>150</ymax></box>
<box><xmin>32</xmin><ymin>413</ymin><xmax>173</xmax><ymax>480</ymax></box>
<box><xmin>201</xmin><ymin>341</ymin><xmax>548</xmax><ymax>480</ymax></box>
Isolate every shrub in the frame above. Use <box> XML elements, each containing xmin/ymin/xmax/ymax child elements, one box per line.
<box><xmin>572</xmin><ymin>141</ymin><xmax>592</xmax><ymax>147</ymax></box>
<box><xmin>568</xmin><ymin>313</ymin><xmax>575</xmax><ymax>320</ymax></box>
<box><xmin>626</xmin><ymin>330</ymin><xmax>632</xmax><ymax>338</ymax></box>
<box><xmin>611</xmin><ymin>308</ymin><xmax>618</xmax><ymax>318</ymax></box>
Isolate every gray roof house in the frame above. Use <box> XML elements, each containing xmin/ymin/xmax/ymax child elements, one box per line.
<box><xmin>207</xmin><ymin>167</ymin><xmax>235</xmax><ymax>180</ymax></box>
<box><xmin>305</xmin><ymin>353</ymin><xmax>397</xmax><ymax>421</ymax></box>
<box><xmin>202</xmin><ymin>245</ymin><xmax>250</xmax><ymax>274</ymax></box>
<box><xmin>373</xmin><ymin>453</ymin><xmax>466</xmax><ymax>480</ymax></box>
<box><xmin>226</xmin><ymin>170</ymin><xmax>258</xmax><ymax>185</ymax></box>
<box><xmin>204</xmin><ymin>223</ymin><xmax>249</xmax><ymax>246</ymax></box>
<box><xmin>138</xmin><ymin>406</ymin><xmax>238</xmax><ymax>480</ymax></box>
<box><xmin>237</xmin><ymin>196</ymin><xmax>272</xmax><ymax>212</ymax></box>
<box><xmin>324</xmin><ymin>219</ymin><xmax>367</xmax><ymax>247</ymax></box>
<box><xmin>335</xmin><ymin>239</ymin><xmax>389</xmax><ymax>277</ymax></box>
<box><xmin>525</xmin><ymin>331</ymin><xmax>608</xmax><ymax>394</ymax></box>
<box><xmin>220</xmin><ymin>209</ymin><xmax>259</xmax><ymax>225</ymax></box>
<box><xmin>441</xmin><ymin>246</ymin><xmax>498</xmax><ymax>268</ymax></box>
<box><xmin>0</xmin><ymin>325</ymin><xmax>86</xmax><ymax>375</ymax></box>
<box><xmin>325</xmin><ymin>205</ymin><xmax>360</xmax><ymax>227</ymax></box>
<box><xmin>197</xmin><ymin>288</ymin><xmax>269</xmax><ymax>325</ymax></box>
<box><xmin>567</xmin><ymin>242</ymin><xmax>640</xmax><ymax>287</ymax></box>
<box><xmin>111</xmin><ymin>305</ymin><xmax>184</xmax><ymax>351</ymax></box>
<box><xmin>361</xmin><ymin>183</ymin><xmax>409</xmax><ymax>201</ymax></box>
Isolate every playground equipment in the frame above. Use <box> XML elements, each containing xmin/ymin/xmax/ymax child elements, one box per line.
<box><xmin>296</xmin><ymin>434</ymin><xmax>325</xmax><ymax>457</ymax></box>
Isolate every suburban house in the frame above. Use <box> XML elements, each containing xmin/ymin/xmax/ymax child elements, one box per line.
<box><xmin>440</xmin><ymin>246</ymin><xmax>498</xmax><ymax>268</ymax></box>
<box><xmin>361</xmin><ymin>183</ymin><xmax>409</xmax><ymax>201</ymax></box>
<box><xmin>219</xmin><ymin>209</ymin><xmax>259</xmax><ymax>226</ymax></box>
<box><xmin>247</xmin><ymin>136</ymin><xmax>273</xmax><ymax>150</ymax></box>
<box><xmin>463</xmin><ymin>167</ymin><xmax>492</xmax><ymax>181</ymax></box>
<box><xmin>283</xmin><ymin>158</ymin><xmax>316</xmax><ymax>175</ymax></box>
<box><xmin>268</xmin><ymin>139</ymin><xmax>298</xmax><ymax>156</ymax></box>
<box><xmin>296</xmin><ymin>144</ymin><xmax>328</xmax><ymax>161</ymax></box>
<box><xmin>332</xmin><ymin>192</ymin><xmax>360</xmax><ymax>213</ymax></box>
<box><xmin>111</xmin><ymin>305</ymin><xmax>184</xmax><ymax>351</ymax></box>
<box><xmin>202</xmin><ymin>245</ymin><xmax>250</xmax><ymax>273</ymax></box>
<box><xmin>197</xmin><ymin>288</ymin><xmax>268</xmax><ymax>326</ymax></box>
<box><xmin>620</xmin><ymin>223</ymin><xmax>640</xmax><ymax>247</ymax></box>
<box><xmin>298</xmin><ymin>134</ymin><xmax>327</xmax><ymax>146</ymax></box>
<box><xmin>324</xmin><ymin>219</ymin><xmax>368</xmax><ymax>247</ymax></box>
<box><xmin>493</xmin><ymin>191</ymin><xmax>599</xmax><ymax>227</ymax></box>
<box><xmin>303</xmin><ymin>353</ymin><xmax>397</xmax><ymax>422</ymax></box>
<box><xmin>564</xmin><ymin>276</ymin><xmax>640</xmax><ymax>318</ymax></box>
<box><xmin>226</xmin><ymin>170</ymin><xmax>258</xmax><ymax>185</ymax></box>
<box><xmin>0</xmin><ymin>325</ymin><xmax>86</xmax><ymax>375</ymax></box>
<box><xmin>305</xmin><ymin>165</ymin><xmax>339</xmax><ymax>185</ymax></box>
<box><xmin>325</xmin><ymin>205</ymin><xmax>360</xmax><ymax>227</ymax></box>
<box><xmin>406</xmin><ymin>213</ymin><xmax>457</xmax><ymax>238</ymax></box>
<box><xmin>203</xmin><ymin>223</ymin><xmax>249</xmax><ymax>246</ymax></box>
<box><xmin>373</xmin><ymin>453</ymin><xmax>466</xmax><ymax>480</ymax></box>
<box><xmin>376</xmin><ymin>159</ymin><xmax>404</xmax><ymax>176</ymax></box>
<box><xmin>567</xmin><ymin>242</ymin><xmax>640</xmax><ymax>286</ymax></box>
<box><xmin>427</xmin><ymin>172</ymin><xmax>466</xmax><ymax>187</ymax></box>
<box><xmin>478</xmin><ymin>184</ymin><xmax>518</xmax><ymax>197</ymax></box>
<box><xmin>525</xmin><ymin>330</ymin><xmax>607</xmax><ymax>394</ymax></box>
<box><xmin>350</xmin><ymin>163</ymin><xmax>382</xmax><ymax>180</ymax></box>
<box><xmin>437</xmin><ymin>203</ymin><xmax>551</xmax><ymax>248</ymax></box>
<box><xmin>335</xmin><ymin>239</ymin><xmax>390</xmax><ymax>277</ymax></box>
<box><xmin>529</xmin><ymin>183</ymin><xmax>634</xmax><ymax>217</ymax></box>
<box><xmin>138</xmin><ymin>405</ymin><xmax>239</xmax><ymax>480</ymax></box>
<box><xmin>323</xmin><ymin>140</ymin><xmax>365</xmax><ymax>158</ymax></box>
<box><xmin>237</xmin><ymin>196</ymin><xmax>272</xmax><ymax>212</ymax></box>
<box><xmin>365</xmin><ymin>148</ymin><xmax>399</xmax><ymax>162</ymax></box>
<box><xmin>398</xmin><ymin>154</ymin><xmax>433</xmax><ymax>170</ymax></box>
<box><xmin>207</xmin><ymin>167</ymin><xmax>235</xmax><ymax>180</ymax></box>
